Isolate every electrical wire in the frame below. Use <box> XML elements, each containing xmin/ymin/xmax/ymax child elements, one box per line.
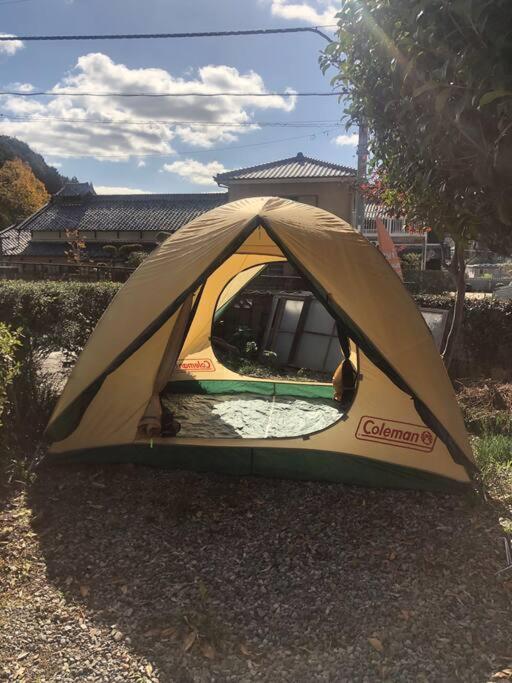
<box><xmin>0</xmin><ymin>113</ymin><xmax>343</xmax><ymax>128</ymax></box>
<box><xmin>0</xmin><ymin>89</ymin><xmax>340</xmax><ymax>98</ymax></box>
<box><xmin>0</xmin><ymin>26</ymin><xmax>336</xmax><ymax>42</ymax></box>
<box><xmin>0</xmin><ymin>0</ymin><xmax>35</xmax><ymax>5</ymax></box>
<box><xmin>26</xmin><ymin>128</ymin><xmax>335</xmax><ymax>158</ymax></box>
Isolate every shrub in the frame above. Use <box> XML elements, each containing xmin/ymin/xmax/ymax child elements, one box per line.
<box><xmin>415</xmin><ymin>294</ymin><xmax>512</xmax><ymax>379</ymax></box>
<box><xmin>404</xmin><ymin>270</ymin><xmax>455</xmax><ymax>294</ymax></box>
<box><xmin>0</xmin><ymin>323</ymin><xmax>21</xmax><ymax>427</ymax></box>
<box><xmin>0</xmin><ymin>280</ymin><xmax>121</xmax><ymax>360</ymax></box>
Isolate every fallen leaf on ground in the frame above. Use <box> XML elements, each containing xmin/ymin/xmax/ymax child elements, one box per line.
<box><xmin>368</xmin><ymin>637</ymin><xmax>384</xmax><ymax>653</ymax></box>
<box><xmin>183</xmin><ymin>630</ymin><xmax>197</xmax><ymax>652</ymax></box>
<box><xmin>161</xmin><ymin>627</ymin><xmax>177</xmax><ymax>638</ymax></box>
<box><xmin>79</xmin><ymin>585</ymin><xmax>90</xmax><ymax>597</ymax></box>
<box><xmin>240</xmin><ymin>643</ymin><xmax>251</xmax><ymax>657</ymax></box>
<box><xmin>143</xmin><ymin>628</ymin><xmax>161</xmax><ymax>637</ymax></box>
<box><xmin>201</xmin><ymin>641</ymin><xmax>216</xmax><ymax>659</ymax></box>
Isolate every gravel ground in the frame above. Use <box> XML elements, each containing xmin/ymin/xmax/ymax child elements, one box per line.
<box><xmin>1</xmin><ymin>463</ymin><xmax>511</xmax><ymax>682</ymax></box>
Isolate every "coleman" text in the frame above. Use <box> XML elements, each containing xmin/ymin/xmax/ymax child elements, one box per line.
<box><xmin>177</xmin><ymin>358</ymin><xmax>215</xmax><ymax>372</ymax></box>
<box><xmin>355</xmin><ymin>416</ymin><xmax>436</xmax><ymax>453</ymax></box>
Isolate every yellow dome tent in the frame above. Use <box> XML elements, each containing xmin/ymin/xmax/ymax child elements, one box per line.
<box><xmin>46</xmin><ymin>197</ymin><xmax>476</xmax><ymax>490</ymax></box>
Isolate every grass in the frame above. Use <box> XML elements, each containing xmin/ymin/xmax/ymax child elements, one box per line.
<box><xmin>474</xmin><ymin>434</ymin><xmax>512</xmax><ymax>474</ymax></box>
<box><xmin>473</xmin><ymin>434</ymin><xmax>512</xmax><ymax>532</ymax></box>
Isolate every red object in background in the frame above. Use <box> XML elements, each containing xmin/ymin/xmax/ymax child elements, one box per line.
<box><xmin>376</xmin><ymin>217</ymin><xmax>403</xmax><ymax>280</ymax></box>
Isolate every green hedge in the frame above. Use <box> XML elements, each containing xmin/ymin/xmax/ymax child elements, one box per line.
<box><xmin>0</xmin><ymin>323</ymin><xmax>20</xmax><ymax>426</ymax></box>
<box><xmin>414</xmin><ymin>294</ymin><xmax>512</xmax><ymax>379</ymax></box>
<box><xmin>0</xmin><ymin>282</ymin><xmax>510</xmax><ymax>380</ymax></box>
<box><xmin>0</xmin><ymin>281</ymin><xmax>121</xmax><ymax>359</ymax></box>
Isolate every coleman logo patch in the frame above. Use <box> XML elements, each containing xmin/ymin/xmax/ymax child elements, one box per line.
<box><xmin>177</xmin><ymin>358</ymin><xmax>215</xmax><ymax>373</ymax></box>
<box><xmin>356</xmin><ymin>416</ymin><xmax>436</xmax><ymax>453</ymax></box>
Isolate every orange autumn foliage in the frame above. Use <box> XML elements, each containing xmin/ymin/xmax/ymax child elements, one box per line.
<box><xmin>0</xmin><ymin>158</ymin><xmax>49</xmax><ymax>229</ymax></box>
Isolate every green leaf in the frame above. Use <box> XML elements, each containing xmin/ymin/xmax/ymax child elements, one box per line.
<box><xmin>479</xmin><ymin>90</ymin><xmax>512</xmax><ymax>107</ymax></box>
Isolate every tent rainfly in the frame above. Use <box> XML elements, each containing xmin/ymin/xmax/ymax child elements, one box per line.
<box><xmin>46</xmin><ymin>197</ymin><xmax>477</xmax><ymax>490</ymax></box>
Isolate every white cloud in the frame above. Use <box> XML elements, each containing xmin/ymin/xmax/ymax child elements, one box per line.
<box><xmin>95</xmin><ymin>185</ymin><xmax>149</xmax><ymax>195</ymax></box>
<box><xmin>162</xmin><ymin>159</ymin><xmax>228</xmax><ymax>186</ymax></box>
<box><xmin>6</xmin><ymin>82</ymin><xmax>34</xmax><ymax>92</ymax></box>
<box><xmin>266</xmin><ymin>0</ymin><xmax>338</xmax><ymax>25</ymax></box>
<box><xmin>137</xmin><ymin>160</ymin><xmax>146</xmax><ymax>168</ymax></box>
<box><xmin>334</xmin><ymin>132</ymin><xmax>358</xmax><ymax>146</ymax></box>
<box><xmin>0</xmin><ymin>53</ymin><xmax>296</xmax><ymax>160</ymax></box>
<box><xmin>0</xmin><ymin>34</ymin><xmax>24</xmax><ymax>57</ymax></box>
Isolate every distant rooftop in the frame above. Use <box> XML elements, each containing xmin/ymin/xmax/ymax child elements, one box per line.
<box><xmin>0</xmin><ymin>225</ymin><xmax>32</xmax><ymax>256</ymax></box>
<box><xmin>55</xmin><ymin>182</ymin><xmax>96</xmax><ymax>198</ymax></box>
<box><xmin>17</xmin><ymin>184</ymin><xmax>228</xmax><ymax>234</ymax></box>
<box><xmin>215</xmin><ymin>152</ymin><xmax>356</xmax><ymax>184</ymax></box>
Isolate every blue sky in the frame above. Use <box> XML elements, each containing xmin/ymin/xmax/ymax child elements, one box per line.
<box><xmin>0</xmin><ymin>0</ymin><xmax>355</xmax><ymax>194</ymax></box>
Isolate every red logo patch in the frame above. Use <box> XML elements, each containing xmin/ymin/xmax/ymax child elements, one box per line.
<box><xmin>177</xmin><ymin>358</ymin><xmax>215</xmax><ymax>373</ymax></box>
<box><xmin>355</xmin><ymin>416</ymin><xmax>437</xmax><ymax>453</ymax></box>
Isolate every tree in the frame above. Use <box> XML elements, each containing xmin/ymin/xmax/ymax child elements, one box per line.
<box><xmin>0</xmin><ymin>159</ymin><xmax>49</xmax><ymax>229</ymax></box>
<box><xmin>125</xmin><ymin>250</ymin><xmax>147</xmax><ymax>269</ymax></box>
<box><xmin>0</xmin><ymin>136</ymin><xmax>71</xmax><ymax>194</ymax></box>
<box><xmin>321</xmin><ymin>0</ymin><xmax>512</xmax><ymax>364</ymax></box>
<box><xmin>101</xmin><ymin>243</ymin><xmax>141</xmax><ymax>276</ymax></box>
<box><xmin>65</xmin><ymin>229</ymin><xmax>88</xmax><ymax>264</ymax></box>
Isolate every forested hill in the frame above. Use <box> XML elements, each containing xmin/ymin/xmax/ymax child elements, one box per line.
<box><xmin>0</xmin><ymin>136</ymin><xmax>75</xmax><ymax>194</ymax></box>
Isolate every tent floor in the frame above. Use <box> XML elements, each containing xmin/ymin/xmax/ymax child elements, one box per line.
<box><xmin>161</xmin><ymin>392</ymin><xmax>343</xmax><ymax>439</ymax></box>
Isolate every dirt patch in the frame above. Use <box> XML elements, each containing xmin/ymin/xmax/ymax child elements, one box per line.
<box><xmin>456</xmin><ymin>381</ymin><xmax>512</xmax><ymax>435</ymax></box>
<box><xmin>1</xmin><ymin>464</ymin><xmax>511</xmax><ymax>682</ymax></box>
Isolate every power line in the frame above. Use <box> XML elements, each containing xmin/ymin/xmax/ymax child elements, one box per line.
<box><xmin>27</xmin><ymin>128</ymin><xmax>334</xmax><ymax>159</ymax></box>
<box><xmin>0</xmin><ymin>26</ymin><xmax>335</xmax><ymax>42</ymax></box>
<box><xmin>0</xmin><ymin>90</ymin><xmax>341</xmax><ymax>98</ymax></box>
<box><xmin>0</xmin><ymin>113</ymin><xmax>342</xmax><ymax>128</ymax></box>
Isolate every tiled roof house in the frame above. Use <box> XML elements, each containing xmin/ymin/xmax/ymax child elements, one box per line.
<box><xmin>1</xmin><ymin>152</ymin><xmax>434</xmax><ymax>275</ymax></box>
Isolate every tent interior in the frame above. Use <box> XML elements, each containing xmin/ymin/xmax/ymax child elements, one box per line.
<box><xmin>159</xmin><ymin>259</ymin><xmax>353</xmax><ymax>441</ymax></box>
<box><xmin>46</xmin><ymin>197</ymin><xmax>476</xmax><ymax>491</ymax></box>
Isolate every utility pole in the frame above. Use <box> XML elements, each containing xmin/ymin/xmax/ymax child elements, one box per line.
<box><xmin>354</xmin><ymin>121</ymin><xmax>368</xmax><ymax>233</ymax></box>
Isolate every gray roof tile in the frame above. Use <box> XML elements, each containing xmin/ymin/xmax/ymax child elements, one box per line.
<box><xmin>19</xmin><ymin>191</ymin><xmax>228</xmax><ymax>234</ymax></box>
<box><xmin>216</xmin><ymin>152</ymin><xmax>356</xmax><ymax>182</ymax></box>
<box><xmin>0</xmin><ymin>226</ymin><xmax>32</xmax><ymax>256</ymax></box>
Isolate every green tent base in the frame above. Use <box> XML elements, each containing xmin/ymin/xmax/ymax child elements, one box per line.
<box><xmin>164</xmin><ymin>379</ymin><xmax>335</xmax><ymax>399</ymax></box>
<box><xmin>47</xmin><ymin>444</ymin><xmax>470</xmax><ymax>493</ymax></box>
